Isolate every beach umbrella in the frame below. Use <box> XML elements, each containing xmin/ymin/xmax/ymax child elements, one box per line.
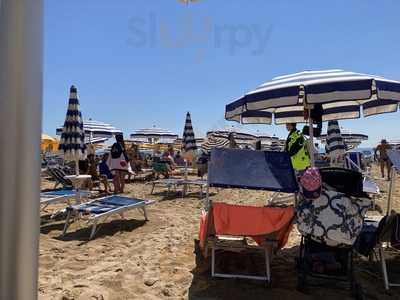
<box><xmin>319</xmin><ymin>127</ymin><xmax>368</xmax><ymax>150</ymax></box>
<box><xmin>201</xmin><ymin>134</ymin><xmax>230</xmax><ymax>153</ymax></box>
<box><xmin>58</xmin><ymin>85</ymin><xmax>86</xmax><ymax>174</ymax></box>
<box><xmin>130</xmin><ymin>127</ymin><xmax>178</xmax><ymax>144</ymax></box>
<box><xmin>56</xmin><ymin>119</ymin><xmax>122</xmax><ymax>140</ymax></box>
<box><xmin>182</xmin><ymin>112</ymin><xmax>197</xmax><ymax>152</ymax></box>
<box><xmin>225</xmin><ymin>69</ymin><xmax>400</xmax><ymax>165</ymax></box>
<box><xmin>325</xmin><ymin>121</ymin><xmax>346</xmax><ymax>154</ymax></box>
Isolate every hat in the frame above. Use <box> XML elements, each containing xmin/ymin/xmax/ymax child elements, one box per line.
<box><xmin>300</xmin><ymin>167</ymin><xmax>322</xmax><ymax>199</ymax></box>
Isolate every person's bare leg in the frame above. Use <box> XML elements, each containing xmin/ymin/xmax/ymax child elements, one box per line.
<box><xmin>113</xmin><ymin>174</ymin><xmax>120</xmax><ymax>193</ymax></box>
<box><xmin>380</xmin><ymin>160</ymin><xmax>385</xmax><ymax>178</ymax></box>
<box><xmin>387</xmin><ymin>161</ymin><xmax>391</xmax><ymax>180</ymax></box>
<box><xmin>120</xmin><ymin>172</ymin><xmax>125</xmax><ymax>193</ymax></box>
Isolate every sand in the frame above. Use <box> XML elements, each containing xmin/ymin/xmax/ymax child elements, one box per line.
<box><xmin>39</xmin><ymin>164</ymin><xmax>400</xmax><ymax>300</ymax></box>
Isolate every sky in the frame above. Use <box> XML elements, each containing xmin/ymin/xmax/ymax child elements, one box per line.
<box><xmin>43</xmin><ymin>0</ymin><xmax>400</xmax><ymax>147</ymax></box>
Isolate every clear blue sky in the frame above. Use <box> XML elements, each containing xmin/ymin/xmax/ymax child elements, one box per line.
<box><xmin>43</xmin><ymin>0</ymin><xmax>400</xmax><ymax>147</ymax></box>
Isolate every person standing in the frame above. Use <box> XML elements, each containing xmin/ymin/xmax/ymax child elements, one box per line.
<box><xmin>285</xmin><ymin>123</ymin><xmax>311</xmax><ymax>174</ymax></box>
<box><xmin>375</xmin><ymin>139</ymin><xmax>392</xmax><ymax>180</ymax></box>
<box><xmin>107</xmin><ymin>134</ymin><xmax>129</xmax><ymax>193</ymax></box>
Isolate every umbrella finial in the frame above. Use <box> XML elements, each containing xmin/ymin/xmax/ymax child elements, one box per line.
<box><xmin>70</xmin><ymin>85</ymin><xmax>77</xmax><ymax>92</ymax></box>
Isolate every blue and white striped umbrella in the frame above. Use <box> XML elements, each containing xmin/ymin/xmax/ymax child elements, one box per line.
<box><xmin>225</xmin><ymin>69</ymin><xmax>400</xmax><ymax>124</ymax></box>
<box><xmin>325</xmin><ymin>121</ymin><xmax>346</xmax><ymax>154</ymax></box>
<box><xmin>182</xmin><ymin>112</ymin><xmax>197</xmax><ymax>152</ymax></box>
<box><xmin>58</xmin><ymin>85</ymin><xmax>86</xmax><ymax>162</ymax></box>
<box><xmin>56</xmin><ymin>119</ymin><xmax>122</xmax><ymax>138</ymax></box>
<box><xmin>201</xmin><ymin>134</ymin><xmax>230</xmax><ymax>152</ymax></box>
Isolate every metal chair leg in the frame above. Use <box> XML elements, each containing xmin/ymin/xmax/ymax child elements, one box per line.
<box><xmin>89</xmin><ymin>220</ymin><xmax>98</xmax><ymax>240</ymax></box>
<box><xmin>380</xmin><ymin>247</ymin><xmax>390</xmax><ymax>290</ymax></box>
<box><xmin>62</xmin><ymin>210</ymin><xmax>72</xmax><ymax>236</ymax></box>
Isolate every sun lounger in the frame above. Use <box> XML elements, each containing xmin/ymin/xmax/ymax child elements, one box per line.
<box><xmin>40</xmin><ymin>189</ymin><xmax>91</xmax><ymax>211</ymax></box>
<box><xmin>344</xmin><ymin>152</ymin><xmax>379</xmax><ymax>195</ymax></box>
<box><xmin>62</xmin><ymin>195</ymin><xmax>155</xmax><ymax>240</ymax></box>
<box><xmin>199</xmin><ymin>148</ymin><xmax>299</xmax><ymax>283</ymax></box>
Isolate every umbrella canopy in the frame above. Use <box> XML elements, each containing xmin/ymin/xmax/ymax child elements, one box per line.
<box><xmin>319</xmin><ymin>126</ymin><xmax>368</xmax><ymax>150</ymax></box>
<box><xmin>58</xmin><ymin>85</ymin><xmax>86</xmax><ymax>162</ymax></box>
<box><xmin>41</xmin><ymin>134</ymin><xmax>59</xmax><ymax>152</ymax></box>
<box><xmin>325</xmin><ymin>121</ymin><xmax>346</xmax><ymax>154</ymax></box>
<box><xmin>56</xmin><ymin>119</ymin><xmax>122</xmax><ymax>139</ymax></box>
<box><xmin>226</xmin><ymin>69</ymin><xmax>400</xmax><ymax>125</ymax></box>
<box><xmin>201</xmin><ymin>134</ymin><xmax>230</xmax><ymax>152</ymax></box>
<box><xmin>182</xmin><ymin>112</ymin><xmax>197</xmax><ymax>152</ymax></box>
<box><xmin>130</xmin><ymin>127</ymin><xmax>178</xmax><ymax>144</ymax></box>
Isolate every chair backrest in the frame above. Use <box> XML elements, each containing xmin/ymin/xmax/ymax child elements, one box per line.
<box><xmin>48</xmin><ymin>167</ymin><xmax>72</xmax><ymax>186</ymax></box>
<box><xmin>388</xmin><ymin>150</ymin><xmax>400</xmax><ymax>173</ymax></box>
<box><xmin>345</xmin><ymin>152</ymin><xmax>363</xmax><ymax>171</ymax></box>
<box><xmin>208</xmin><ymin>148</ymin><xmax>298</xmax><ymax>193</ymax></box>
<box><xmin>319</xmin><ymin>167</ymin><xmax>365</xmax><ymax>198</ymax></box>
<box><xmin>152</xmin><ymin>162</ymin><xmax>169</xmax><ymax>173</ymax></box>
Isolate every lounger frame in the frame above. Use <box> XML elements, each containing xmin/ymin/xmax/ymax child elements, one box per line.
<box><xmin>207</xmin><ymin>236</ymin><xmax>276</xmax><ymax>283</ymax></box>
<box><xmin>62</xmin><ymin>196</ymin><xmax>154</xmax><ymax>240</ymax></box>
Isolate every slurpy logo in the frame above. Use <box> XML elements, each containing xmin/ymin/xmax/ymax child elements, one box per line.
<box><xmin>127</xmin><ymin>13</ymin><xmax>273</xmax><ymax>61</ymax></box>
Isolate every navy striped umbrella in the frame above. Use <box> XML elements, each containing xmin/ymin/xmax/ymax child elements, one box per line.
<box><xmin>201</xmin><ymin>134</ymin><xmax>230</xmax><ymax>153</ymax></box>
<box><xmin>182</xmin><ymin>112</ymin><xmax>197</xmax><ymax>152</ymax></box>
<box><xmin>58</xmin><ymin>86</ymin><xmax>86</xmax><ymax>172</ymax></box>
<box><xmin>56</xmin><ymin>119</ymin><xmax>122</xmax><ymax>139</ymax></box>
<box><xmin>226</xmin><ymin>69</ymin><xmax>400</xmax><ymax>124</ymax></box>
<box><xmin>325</xmin><ymin>121</ymin><xmax>346</xmax><ymax>154</ymax></box>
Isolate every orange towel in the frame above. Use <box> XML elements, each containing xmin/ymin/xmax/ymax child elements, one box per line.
<box><xmin>212</xmin><ymin>203</ymin><xmax>294</xmax><ymax>248</ymax></box>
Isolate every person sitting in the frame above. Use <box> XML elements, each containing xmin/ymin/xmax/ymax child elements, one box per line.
<box><xmin>99</xmin><ymin>153</ymin><xmax>113</xmax><ymax>193</ymax></box>
<box><xmin>174</xmin><ymin>151</ymin><xmax>185</xmax><ymax>166</ymax></box>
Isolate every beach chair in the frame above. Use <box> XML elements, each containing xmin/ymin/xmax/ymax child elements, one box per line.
<box><xmin>47</xmin><ymin>167</ymin><xmax>73</xmax><ymax>189</ymax></box>
<box><xmin>296</xmin><ymin>186</ymin><xmax>371</xmax><ymax>299</ymax></box>
<box><xmin>62</xmin><ymin>195</ymin><xmax>155</xmax><ymax>240</ymax></box>
<box><xmin>344</xmin><ymin>152</ymin><xmax>380</xmax><ymax>196</ymax></box>
<box><xmin>40</xmin><ymin>189</ymin><xmax>91</xmax><ymax>211</ymax></box>
<box><xmin>199</xmin><ymin>148</ymin><xmax>299</xmax><ymax>284</ymax></box>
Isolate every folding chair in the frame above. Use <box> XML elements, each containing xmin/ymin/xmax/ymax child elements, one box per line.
<box><xmin>47</xmin><ymin>167</ymin><xmax>73</xmax><ymax>189</ymax></box>
<box><xmin>199</xmin><ymin>148</ymin><xmax>299</xmax><ymax>284</ymax></box>
<box><xmin>62</xmin><ymin>195</ymin><xmax>155</xmax><ymax>240</ymax></box>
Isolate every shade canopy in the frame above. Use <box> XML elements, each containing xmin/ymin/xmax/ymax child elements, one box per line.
<box><xmin>201</xmin><ymin>133</ymin><xmax>230</xmax><ymax>152</ymax></box>
<box><xmin>57</xmin><ymin>119</ymin><xmax>122</xmax><ymax>138</ymax></box>
<box><xmin>225</xmin><ymin>69</ymin><xmax>400</xmax><ymax>124</ymax></box>
<box><xmin>58</xmin><ymin>85</ymin><xmax>86</xmax><ymax>161</ymax></box>
<box><xmin>130</xmin><ymin>127</ymin><xmax>178</xmax><ymax>144</ymax></box>
<box><xmin>182</xmin><ymin>112</ymin><xmax>197</xmax><ymax>152</ymax></box>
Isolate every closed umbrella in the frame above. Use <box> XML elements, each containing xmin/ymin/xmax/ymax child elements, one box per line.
<box><xmin>58</xmin><ymin>85</ymin><xmax>86</xmax><ymax>174</ymax></box>
<box><xmin>182</xmin><ymin>112</ymin><xmax>197</xmax><ymax>152</ymax></box>
<box><xmin>225</xmin><ymin>69</ymin><xmax>400</xmax><ymax>165</ymax></box>
<box><xmin>325</xmin><ymin>121</ymin><xmax>346</xmax><ymax>167</ymax></box>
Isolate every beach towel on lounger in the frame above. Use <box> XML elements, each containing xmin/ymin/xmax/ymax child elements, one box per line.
<box><xmin>200</xmin><ymin>203</ymin><xmax>294</xmax><ymax>250</ymax></box>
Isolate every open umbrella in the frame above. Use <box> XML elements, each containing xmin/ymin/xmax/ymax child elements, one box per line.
<box><xmin>225</xmin><ymin>69</ymin><xmax>400</xmax><ymax>165</ymax></box>
<box><xmin>58</xmin><ymin>85</ymin><xmax>86</xmax><ymax>174</ymax></box>
<box><xmin>56</xmin><ymin>119</ymin><xmax>122</xmax><ymax>140</ymax></box>
<box><xmin>201</xmin><ymin>134</ymin><xmax>230</xmax><ymax>153</ymax></box>
<box><xmin>182</xmin><ymin>112</ymin><xmax>197</xmax><ymax>152</ymax></box>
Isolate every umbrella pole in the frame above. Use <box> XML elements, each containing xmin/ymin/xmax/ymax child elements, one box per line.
<box><xmin>386</xmin><ymin>166</ymin><xmax>396</xmax><ymax>215</ymax></box>
<box><xmin>308</xmin><ymin>110</ymin><xmax>315</xmax><ymax>167</ymax></box>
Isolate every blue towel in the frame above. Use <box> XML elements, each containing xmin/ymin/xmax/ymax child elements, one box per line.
<box><xmin>42</xmin><ymin>189</ymin><xmax>75</xmax><ymax>196</ymax></box>
<box><xmin>73</xmin><ymin>196</ymin><xmax>145</xmax><ymax>215</ymax></box>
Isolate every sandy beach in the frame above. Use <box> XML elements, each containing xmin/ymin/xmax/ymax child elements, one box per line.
<box><xmin>39</xmin><ymin>164</ymin><xmax>400</xmax><ymax>300</ymax></box>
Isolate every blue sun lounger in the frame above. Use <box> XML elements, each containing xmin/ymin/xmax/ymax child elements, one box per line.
<box><xmin>62</xmin><ymin>195</ymin><xmax>155</xmax><ymax>240</ymax></box>
<box><xmin>40</xmin><ymin>189</ymin><xmax>91</xmax><ymax>210</ymax></box>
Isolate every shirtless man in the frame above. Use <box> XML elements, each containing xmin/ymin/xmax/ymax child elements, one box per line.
<box><xmin>375</xmin><ymin>139</ymin><xmax>392</xmax><ymax>180</ymax></box>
